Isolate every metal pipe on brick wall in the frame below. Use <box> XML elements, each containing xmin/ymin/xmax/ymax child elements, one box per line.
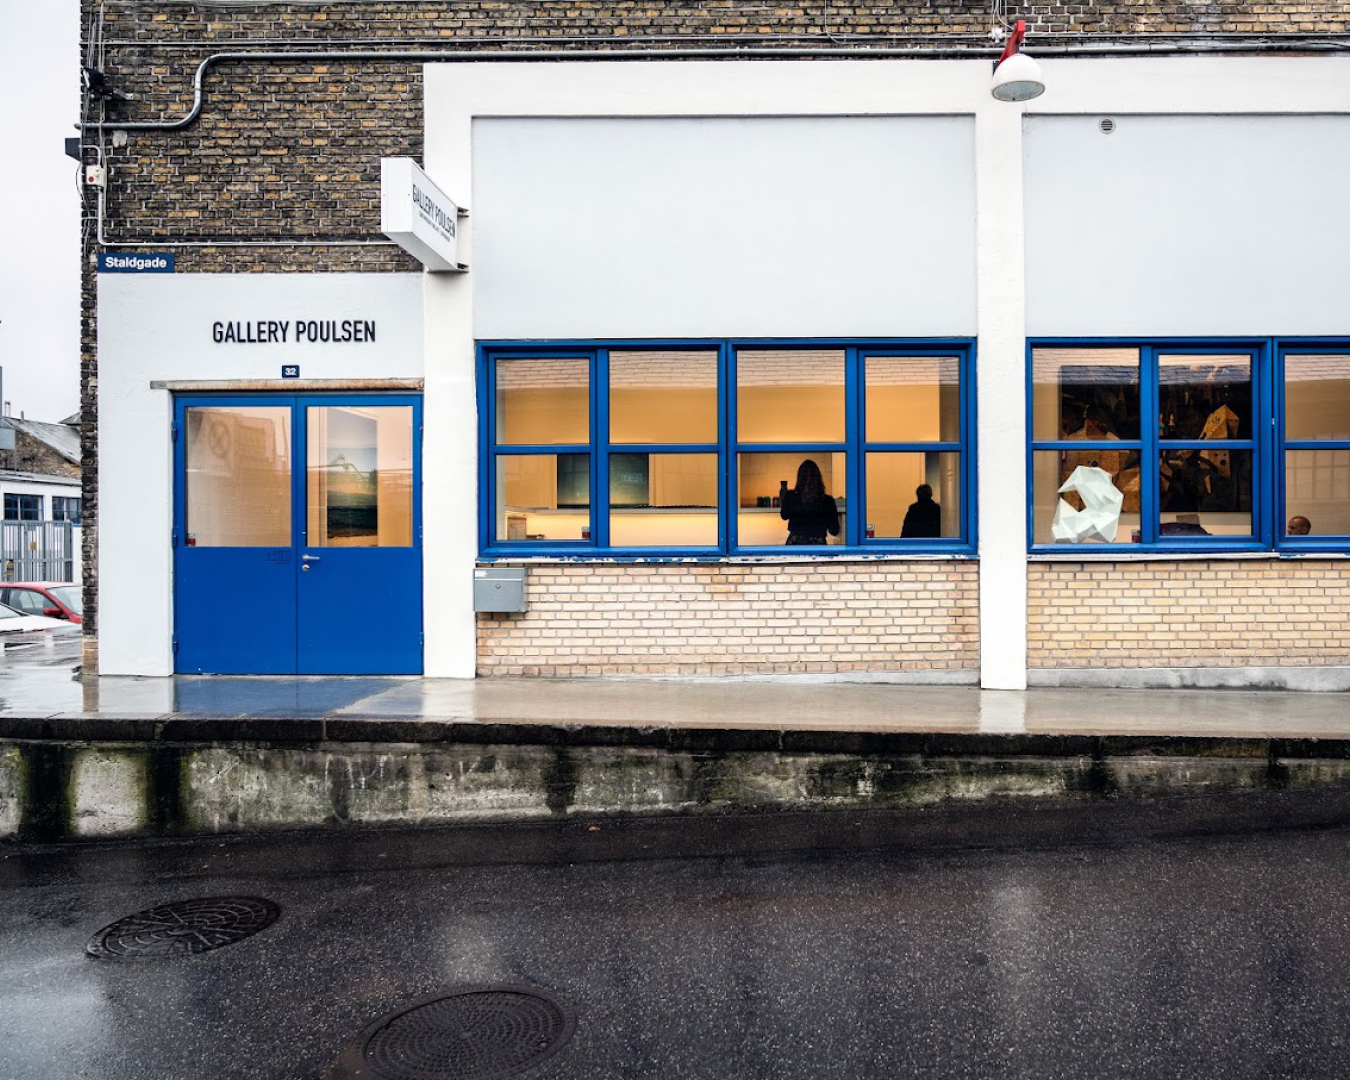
<box><xmin>80</xmin><ymin>39</ymin><xmax>1350</xmax><ymax>135</ymax></box>
<box><xmin>83</xmin><ymin>37</ymin><xmax>1350</xmax><ymax>248</ymax></box>
<box><xmin>89</xmin><ymin>31</ymin><xmax>1350</xmax><ymax>49</ymax></box>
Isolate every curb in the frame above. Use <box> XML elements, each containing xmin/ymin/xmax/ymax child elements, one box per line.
<box><xmin>4</xmin><ymin>716</ymin><xmax>1350</xmax><ymax>844</ymax></box>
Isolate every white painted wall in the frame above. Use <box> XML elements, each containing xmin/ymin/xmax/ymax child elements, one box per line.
<box><xmin>472</xmin><ymin>116</ymin><xmax>977</xmax><ymax>339</ymax></box>
<box><xmin>97</xmin><ymin>273</ymin><xmax>423</xmax><ymax>676</ymax></box>
<box><xmin>424</xmin><ymin>56</ymin><xmax>1350</xmax><ymax>688</ymax></box>
<box><xmin>95</xmin><ymin>57</ymin><xmax>1350</xmax><ymax>685</ymax></box>
<box><xmin>424</xmin><ymin>59</ymin><xmax>1025</xmax><ymax>685</ymax></box>
<box><xmin>1026</xmin><ymin>114</ymin><xmax>1350</xmax><ymax>336</ymax></box>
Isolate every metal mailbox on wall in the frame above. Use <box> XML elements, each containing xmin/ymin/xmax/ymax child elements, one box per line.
<box><xmin>474</xmin><ymin>566</ymin><xmax>527</xmax><ymax>612</ymax></box>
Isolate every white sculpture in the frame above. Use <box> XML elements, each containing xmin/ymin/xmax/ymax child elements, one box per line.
<box><xmin>1051</xmin><ymin>465</ymin><xmax>1124</xmax><ymax>543</ymax></box>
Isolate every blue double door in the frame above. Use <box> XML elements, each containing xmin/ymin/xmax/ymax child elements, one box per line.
<box><xmin>173</xmin><ymin>394</ymin><xmax>423</xmax><ymax>674</ymax></box>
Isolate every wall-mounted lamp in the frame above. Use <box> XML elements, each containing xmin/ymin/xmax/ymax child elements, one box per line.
<box><xmin>990</xmin><ymin>20</ymin><xmax>1045</xmax><ymax>102</ymax></box>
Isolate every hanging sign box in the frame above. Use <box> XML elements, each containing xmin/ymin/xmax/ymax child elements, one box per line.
<box><xmin>380</xmin><ymin>157</ymin><xmax>466</xmax><ymax>272</ymax></box>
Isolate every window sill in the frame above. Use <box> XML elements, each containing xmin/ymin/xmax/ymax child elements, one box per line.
<box><xmin>477</xmin><ymin>551</ymin><xmax>975</xmax><ymax>565</ymax></box>
<box><xmin>1029</xmin><ymin>550</ymin><xmax>1350</xmax><ymax>562</ymax></box>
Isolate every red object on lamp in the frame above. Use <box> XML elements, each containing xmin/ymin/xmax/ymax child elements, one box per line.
<box><xmin>998</xmin><ymin>19</ymin><xmax>1028</xmax><ymax>65</ymax></box>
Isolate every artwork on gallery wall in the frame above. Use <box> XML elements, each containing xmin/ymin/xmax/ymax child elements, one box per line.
<box><xmin>609</xmin><ymin>453</ymin><xmax>651</xmax><ymax>507</ymax></box>
<box><xmin>1056</xmin><ymin>361</ymin><xmax>1251</xmax><ymax>517</ymax></box>
<box><xmin>321</xmin><ymin>408</ymin><xmax>379</xmax><ymax>543</ymax></box>
<box><xmin>556</xmin><ymin>453</ymin><xmax>590</xmax><ymax>508</ymax></box>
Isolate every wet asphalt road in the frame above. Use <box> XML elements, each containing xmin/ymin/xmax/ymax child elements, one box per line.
<box><xmin>2</xmin><ymin>815</ymin><xmax>1350</xmax><ymax>1080</ymax></box>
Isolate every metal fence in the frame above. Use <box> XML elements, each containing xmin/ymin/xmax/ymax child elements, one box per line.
<box><xmin>1</xmin><ymin>521</ymin><xmax>78</xmax><ymax>583</ymax></box>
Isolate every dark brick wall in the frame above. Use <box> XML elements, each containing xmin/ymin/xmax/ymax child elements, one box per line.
<box><xmin>102</xmin><ymin>60</ymin><xmax>422</xmax><ymax>273</ymax></box>
<box><xmin>0</xmin><ymin>432</ymin><xmax>80</xmax><ymax>482</ymax></box>
<box><xmin>80</xmin><ymin>256</ymin><xmax>97</xmax><ymax>638</ymax></box>
<box><xmin>85</xmin><ymin>1</ymin><xmax>1350</xmax><ymax>276</ymax></box>
<box><xmin>78</xmin><ymin>0</ymin><xmax>1347</xmax><ymax>658</ymax></box>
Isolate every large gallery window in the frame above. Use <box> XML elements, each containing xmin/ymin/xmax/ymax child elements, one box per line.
<box><xmin>1280</xmin><ymin>344</ymin><xmax>1350</xmax><ymax>546</ymax></box>
<box><xmin>1031</xmin><ymin>339</ymin><xmax>1350</xmax><ymax>552</ymax></box>
<box><xmin>481</xmin><ymin>341</ymin><xmax>975</xmax><ymax>556</ymax></box>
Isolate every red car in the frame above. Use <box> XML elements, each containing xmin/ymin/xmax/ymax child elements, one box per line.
<box><xmin>0</xmin><ymin>583</ymin><xmax>82</xmax><ymax>624</ymax></box>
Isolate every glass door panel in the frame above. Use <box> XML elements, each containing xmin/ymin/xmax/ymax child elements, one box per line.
<box><xmin>306</xmin><ymin>405</ymin><xmax>414</xmax><ymax>548</ymax></box>
<box><xmin>298</xmin><ymin>400</ymin><xmax>422</xmax><ymax>675</ymax></box>
<box><xmin>184</xmin><ymin>406</ymin><xmax>291</xmax><ymax>547</ymax></box>
<box><xmin>176</xmin><ymin>396</ymin><xmax>423</xmax><ymax>676</ymax></box>
<box><xmin>176</xmin><ymin>403</ymin><xmax>298</xmax><ymax>674</ymax></box>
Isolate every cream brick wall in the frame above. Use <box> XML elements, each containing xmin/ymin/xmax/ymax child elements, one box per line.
<box><xmin>1029</xmin><ymin>560</ymin><xmax>1350</xmax><ymax>669</ymax></box>
<box><xmin>477</xmin><ymin>562</ymin><xmax>978</xmax><ymax>676</ymax></box>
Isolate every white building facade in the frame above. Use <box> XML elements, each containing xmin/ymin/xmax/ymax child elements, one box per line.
<box><xmin>95</xmin><ymin>56</ymin><xmax>1350</xmax><ymax>688</ymax></box>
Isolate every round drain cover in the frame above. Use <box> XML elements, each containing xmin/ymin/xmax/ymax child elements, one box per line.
<box><xmin>332</xmin><ymin>986</ymin><xmax>577</xmax><ymax>1080</ymax></box>
<box><xmin>86</xmin><ymin>896</ymin><xmax>280</xmax><ymax>960</ymax></box>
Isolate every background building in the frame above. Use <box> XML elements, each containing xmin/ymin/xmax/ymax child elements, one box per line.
<box><xmin>79</xmin><ymin>1</ymin><xmax>1350</xmax><ymax>688</ymax></box>
<box><xmin>1</xmin><ymin>413</ymin><xmax>81</xmax><ymax>583</ymax></box>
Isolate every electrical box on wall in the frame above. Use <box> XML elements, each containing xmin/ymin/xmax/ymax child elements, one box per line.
<box><xmin>474</xmin><ymin>566</ymin><xmax>527</xmax><ymax>613</ymax></box>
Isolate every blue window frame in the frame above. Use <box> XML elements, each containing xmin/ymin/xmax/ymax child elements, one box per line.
<box><xmin>52</xmin><ymin>496</ymin><xmax>81</xmax><ymax>523</ymax></box>
<box><xmin>1278</xmin><ymin>339</ymin><xmax>1350</xmax><ymax>550</ymax></box>
<box><xmin>3</xmin><ymin>494</ymin><xmax>42</xmax><ymax>522</ymax></box>
<box><xmin>480</xmin><ymin>340</ymin><xmax>977</xmax><ymax>558</ymax></box>
<box><xmin>1028</xmin><ymin>338</ymin><xmax>1350</xmax><ymax>553</ymax></box>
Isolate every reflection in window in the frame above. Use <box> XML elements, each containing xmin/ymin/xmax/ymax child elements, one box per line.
<box><xmin>1158</xmin><ymin>355</ymin><xmax>1251</xmax><ymax>441</ymax></box>
<box><xmin>306</xmin><ymin>406</ymin><xmax>413</xmax><ymax>548</ymax></box>
<box><xmin>1286</xmin><ymin>450</ymin><xmax>1350</xmax><ymax>536</ymax></box>
<box><xmin>1284</xmin><ymin>354</ymin><xmax>1350</xmax><ymax>540</ymax></box>
<box><xmin>1158</xmin><ymin>449</ymin><xmax>1252</xmax><ymax>537</ymax></box>
<box><xmin>496</xmin><ymin>454</ymin><xmax>590</xmax><ymax>541</ymax></box>
<box><xmin>866</xmin><ymin>453</ymin><xmax>960</xmax><ymax>539</ymax></box>
<box><xmin>1033</xmin><ymin>451</ymin><xmax>1137</xmax><ymax>544</ymax></box>
<box><xmin>610</xmin><ymin>351</ymin><xmax>718</xmax><ymax>444</ymax></box>
<box><xmin>495</xmin><ymin>357</ymin><xmax>589</xmax><ymax>445</ymax></box>
<box><xmin>486</xmin><ymin>342</ymin><xmax>971</xmax><ymax>552</ymax></box>
<box><xmin>609</xmin><ymin>453</ymin><xmax>718</xmax><ymax>547</ymax></box>
<box><xmin>737</xmin><ymin>452</ymin><xmax>846</xmax><ymax>546</ymax></box>
<box><xmin>1032</xmin><ymin>345</ymin><xmax>1259</xmax><ymax>546</ymax></box>
<box><xmin>50</xmin><ymin>586</ymin><xmax>82</xmax><ymax>614</ymax></box>
<box><xmin>185</xmin><ymin>406</ymin><xmax>291</xmax><ymax>547</ymax></box>
<box><xmin>1286</xmin><ymin>355</ymin><xmax>1350</xmax><ymax>442</ymax></box>
<box><xmin>865</xmin><ymin>357</ymin><xmax>960</xmax><ymax>442</ymax></box>
<box><xmin>737</xmin><ymin>350</ymin><xmax>845</xmax><ymax>443</ymax></box>
<box><xmin>2</xmin><ymin>494</ymin><xmax>42</xmax><ymax>522</ymax></box>
<box><xmin>1033</xmin><ymin>347</ymin><xmax>1140</xmax><ymax>441</ymax></box>
<box><xmin>52</xmin><ymin>496</ymin><xmax>81</xmax><ymax>523</ymax></box>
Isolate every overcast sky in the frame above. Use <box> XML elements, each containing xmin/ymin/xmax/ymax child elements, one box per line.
<box><xmin>0</xmin><ymin>1</ymin><xmax>81</xmax><ymax>423</ymax></box>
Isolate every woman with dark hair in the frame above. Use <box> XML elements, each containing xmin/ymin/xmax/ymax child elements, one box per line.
<box><xmin>780</xmin><ymin>459</ymin><xmax>841</xmax><ymax>545</ymax></box>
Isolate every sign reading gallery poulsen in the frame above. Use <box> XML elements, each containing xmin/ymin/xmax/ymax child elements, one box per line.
<box><xmin>212</xmin><ymin>319</ymin><xmax>377</xmax><ymax>344</ymax></box>
<box><xmin>380</xmin><ymin>157</ymin><xmax>465</xmax><ymax>272</ymax></box>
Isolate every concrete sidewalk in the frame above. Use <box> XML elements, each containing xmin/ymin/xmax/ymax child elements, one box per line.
<box><xmin>4</xmin><ymin>630</ymin><xmax>1349</xmax><ymax>739</ymax></box>
<box><xmin>3</xmin><ymin>630</ymin><xmax>1349</xmax><ymax>845</ymax></box>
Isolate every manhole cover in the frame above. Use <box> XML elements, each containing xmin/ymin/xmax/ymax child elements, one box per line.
<box><xmin>86</xmin><ymin>896</ymin><xmax>280</xmax><ymax>960</ymax></box>
<box><xmin>331</xmin><ymin>986</ymin><xmax>577</xmax><ymax>1080</ymax></box>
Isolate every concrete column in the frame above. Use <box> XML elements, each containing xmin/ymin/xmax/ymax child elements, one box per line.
<box><xmin>423</xmin><ymin>110</ymin><xmax>478</xmax><ymax>679</ymax></box>
<box><xmin>974</xmin><ymin>103</ymin><xmax>1028</xmax><ymax>690</ymax></box>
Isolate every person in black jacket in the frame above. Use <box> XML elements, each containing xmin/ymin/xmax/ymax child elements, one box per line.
<box><xmin>901</xmin><ymin>484</ymin><xmax>942</xmax><ymax>538</ymax></box>
<box><xmin>780</xmin><ymin>459</ymin><xmax>841</xmax><ymax>545</ymax></box>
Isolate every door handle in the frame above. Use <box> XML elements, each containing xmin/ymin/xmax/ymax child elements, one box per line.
<box><xmin>302</xmin><ymin>554</ymin><xmax>321</xmax><ymax>562</ymax></box>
